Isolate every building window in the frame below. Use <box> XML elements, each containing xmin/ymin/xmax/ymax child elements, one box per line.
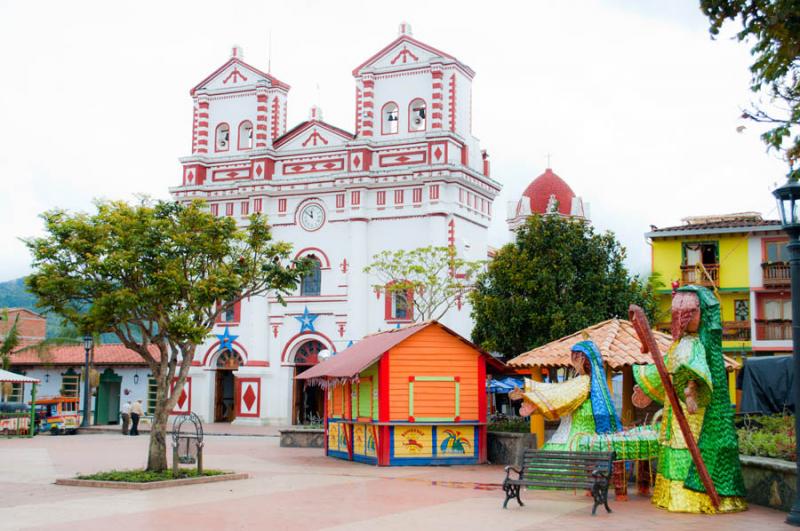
<box><xmin>765</xmin><ymin>240</ymin><xmax>789</xmax><ymax>262</ymax></box>
<box><xmin>408</xmin><ymin>98</ymin><xmax>426</xmax><ymax>131</ymax></box>
<box><xmin>225</xmin><ymin>203</ymin><xmax>234</xmax><ymax>217</ymax></box>
<box><xmin>385</xmin><ymin>283</ymin><xmax>413</xmax><ymax>322</ymax></box>
<box><xmin>300</xmin><ymin>256</ymin><xmax>322</xmax><ymax>296</ymax></box>
<box><xmin>377</xmin><ymin>190</ymin><xmax>386</xmax><ymax>206</ymax></box>
<box><xmin>735</xmin><ymin>299</ymin><xmax>749</xmax><ymax>321</ymax></box>
<box><xmin>238</xmin><ymin>121</ymin><xmax>253</xmax><ymax>150</ymax></box>
<box><xmin>278</xmin><ymin>198</ymin><xmax>287</xmax><ymax>213</ymax></box>
<box><xmin>412</xmin><ymin>188</ymin><xmax>422</xmax><ymax>203</ymax></box>
<box><xmin>382</xmin><ymin>102</ymin><xmax>399</xmax><ymax>134</ymax></box>
<box><xmin>215</xmin><ymin>123</ymin><xmax>230</xmax><ymax>151</ymax></box>
<box><xmin>295</xmin><ymin>340</ymin><xmax>324</xmax><ymax>365</ymax></box>
<box><xmin>218</xmin><ymin>300</ymin><xmax>241</xmax><ymax>323</ymax></box>
<box><xmin>148</xmin><ymin>377</ymin><xmax>157</xmax><ymax>415</ymax></box>
<box><xmin>429</xmin><ymin>185</ymin><xmax>440</xmax><ymax>200</ymax></box>
<box><xmin>351</xmin><ymin>190</ymin><xmax>361</xmax><ymax>206</ymax></box>
<box><xmin>254</xmin><ymin>198</ymin><xmax>263</xmax><ymax>213</ymax></box>
<box><xmin>210</xmin><ymin>203</ymin><xmax>219</xmax><ymax>217</ymax></box>
<box><xmin>394</xmin><ymin>189</ymin><xmax>404</xmax><ymax>205</ymax></box>
<box><xmin>240</xmin><ymin>201</ymin><xmax>249</xmax><ymax>216</ymax></box>
<box><xmin>336</xmin><ymin>193</ymin><xmax>345</xmax><ymax>209</ymax></box>
<box><xmin>61</xmin><ymin>369</ymin><xmax>80</xmax><ymax>398</ymax></box>
<box><xmin>683</xmin><ymin>242</ymin><xmax>718</xmax><ymax>266</ymax></box>
<box><xmin>764</xmin><ymin>298</ymin><xmax>792</xmax><ymax>321</ymax></box>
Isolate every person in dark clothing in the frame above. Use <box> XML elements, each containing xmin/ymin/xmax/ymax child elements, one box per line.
<box><xmin>130</xmin><ymin>399</ymin><xmax>143</xmax><ymax>436</ymax></box>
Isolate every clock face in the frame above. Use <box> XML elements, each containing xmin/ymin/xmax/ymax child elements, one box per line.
<box><xmin>299</xmin><ymin>204</ymin><xmax>325</xmax><ymax>231</ymax></box>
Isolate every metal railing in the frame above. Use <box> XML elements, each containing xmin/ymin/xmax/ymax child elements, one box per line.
<box><xmin>722</xmin><ymin>321</ymin><xmax>751</xmax><ymax>341</ymax></box>
<box><xmin>755</xmin><ymin>319</ymin><xmax>792</xmax><ymax>341</ymax></box>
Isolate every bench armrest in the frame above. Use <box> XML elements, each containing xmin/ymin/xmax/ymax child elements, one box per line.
<box><xmin>504</xmin><ymin>465</ymin><xmax>522</xmax><ymax>481</ymax></box>
<box><xmin>591</xmin><ymin>467</ymin><xmax>609</xmax><ymax>479</ymax></box>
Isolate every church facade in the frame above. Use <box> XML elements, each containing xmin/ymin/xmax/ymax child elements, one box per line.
<box><xmin>168</xmin><ymin>25</ymin><xmax>501</xmax><ymax>425</ymax></box>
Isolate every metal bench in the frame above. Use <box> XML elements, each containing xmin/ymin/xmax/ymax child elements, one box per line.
<box><xmin>502</xmin><ymin>449</ymin><xmax>615</xmax><ymax>515</ymax></box>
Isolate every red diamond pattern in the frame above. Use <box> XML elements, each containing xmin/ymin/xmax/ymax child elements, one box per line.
<box><xmin>323</xmin><ymin>162</ymin><xmax>336</xmax><ymax>169</ymax></box>
<box><xmin>434</xmin><ymin>147</ymin><xmax>443</xmax><ymax>160</ymax></box>
<box><xmin>396</xmin><ymin>155</ymin><xmax>410</xmax><ymax>163</ymax></box>
<box><xmin>227</xmin><ymin>171</ymin><xmax>238</xmax><ymax>178</ymax></box>
<box><xmin>242</xmin><ymin>385</ymin><xmax>256</xmax><ymax>411</ymax></box>
<box><xmin>353</xmin><ymin>155</ymin><xmax>361</xmax><ymax>168</ymax></box>
<box><xmin>187</xmin><ymin>171</ymin><xmax>194</xmax><ymax>183</ymax></box>
<box><xmin>291</xmin><ymin>165</ymin><xmax>305</xmax><ymax>172</ymax></box>
<box><xmin>255</xmin><ymin>164</ymin><xmax>263</xmax><ymax>176</ymax></box>
<box><xmin>177</xmin><ymin>388</ymin><xmax>187</xmax><ymax>409</ymax></box>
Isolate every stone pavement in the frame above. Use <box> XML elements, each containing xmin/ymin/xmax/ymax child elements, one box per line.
<box><xmin>0</xmin><ymin>433</ymin><xmax>791</xmax><ymax>531</ymax></box>
<box><xmin>84</xmin><ymin>421</ymin><xmax>284</xmax><ymax>437</ymax></box>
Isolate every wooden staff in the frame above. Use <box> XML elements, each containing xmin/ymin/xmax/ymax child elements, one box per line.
<box><xmin>628</xmin><ymin>304</ymin><xmax>720</xmax><ymax>510</ymax></box>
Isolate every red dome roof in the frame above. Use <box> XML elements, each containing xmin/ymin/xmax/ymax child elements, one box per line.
<box><xmin>518</xmin><ymin>168</ymin><xmax>576</xmax><ymax>216</ymax></box>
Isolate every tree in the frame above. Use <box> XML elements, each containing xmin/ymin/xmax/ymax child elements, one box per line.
<box><xmin>25</xmin><ymin>199</ymin><xmax>306</xmax><ymax>471</ymax></box>
<box><xmin>0</xmin><ymin>309</ymin><xmax>20</xmax><ymax>371</ymax></box>
<box><xmin>469</xmin><ymin>215</ymin><xmax>661</xmax><ymax>358</ymax></box>
<box><xmin>701</xmin><ymin>0</ymin><xmax>800</xmax><ymax>178</ymax></box>
<box><xmin>364</xmin><ymin>246</ymin><xmax>484</xmax><ymax>322</ymax></box>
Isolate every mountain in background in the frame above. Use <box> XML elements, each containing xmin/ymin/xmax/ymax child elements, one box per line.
<box><xmin>0</xmin><ymin>277</ymin><xmax>120</xmax><ymax>342</ymax></box>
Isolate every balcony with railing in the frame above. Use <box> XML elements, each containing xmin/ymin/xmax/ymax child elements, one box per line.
<box><xmin>762</xmin><ymin>262</ymin><xmax>791</xmax><ymax>288</ymax></box>
<box><xmin>680</xmin><ymin>263</ymin><xmax>719</xmax><ymax>287</ymax></box>
<box><xmin>755</xmin><ymin>319</ymin><xmax>792</xmax><ymax>341</ymax></box>
<box><xmin>722</xmin><ymin>321</ymin><xmax>751</xmax><ymax>342</ymax></box>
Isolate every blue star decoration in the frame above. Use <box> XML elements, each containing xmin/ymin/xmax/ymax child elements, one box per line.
<box><xmin>216</xmin><ymin>326</ymin><xmax>238</xmax><ymax>351</ymax></box>
<box><xmin>295</xmin><ymin>306</ymin><xmax>319</xmax><ymax>333</ymax></box>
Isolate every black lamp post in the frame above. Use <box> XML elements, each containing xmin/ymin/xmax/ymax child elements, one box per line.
<box><xmin>81</xmin><ymin>334</ymin><xmax>92</xmax><ymax>428</ymax></box>
<box><xmin>773</xmin><ymin>179</ymin><xmax>800</xmax><ymax>526</ymax></box>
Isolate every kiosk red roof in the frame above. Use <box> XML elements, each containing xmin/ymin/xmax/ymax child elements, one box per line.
<box><xmin>297</xmin><ymin>321</ymin><xmax>504</xmax><ymax>380</ymax></box>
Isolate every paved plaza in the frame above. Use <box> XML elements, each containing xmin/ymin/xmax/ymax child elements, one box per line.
<box><xmin>0</xmin><ymin>432</ymin><xmax>791</xmax><ymax>531</ymax></box>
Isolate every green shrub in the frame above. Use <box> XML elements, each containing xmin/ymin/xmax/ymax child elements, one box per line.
<box><xmin>737</xmin><ymin>414</ymin><xmax>796</xmax><ymax>462</ymax></box>
<box><xmin>488</xmin><ymin>417</ymin><xmax>530</xmax><ymax>433</ymax></box>
<box><xmin>76</xmin><ymin>468</ymin><xmax>225</xmax><ymax>482</ymax></box>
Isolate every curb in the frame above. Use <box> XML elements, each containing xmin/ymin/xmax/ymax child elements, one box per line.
<box><xmin>55</xmin><ymin>472</ymin><xmax>249</xmax><ymax>490</ymax></box>
<box><xmin>81</xmin><ymin>427</ymin><xmax>279</xmax><ymax>438</ymax></box>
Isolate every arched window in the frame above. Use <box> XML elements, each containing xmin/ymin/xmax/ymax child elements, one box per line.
<box><xmin>294</xmin><ymin>340</ymin><xmax>324</xmax><ymax>365</ymax></box>
<box><xmin>215</xmin><ymin>123</ymin><xmax>230</xmax><ymax>152</ymax></box>
<box><xmin>409</xmin><ymin>98</ymin><xmax>426</xmax><ymax>131</ymax></box>
<box><xmin>216</xmin><ymin>349</ymin><xmax>243</xmax><ymax>370</ymax></box>
<box><xmin>300</xmin><ymin>256</ymin><xmax>322</xmax><ymax>296</ymax></box>
<box><xmin>382</xmin><ymin>102</ymin><xmax>399</xmax><ymax>134</ymax></box>
<box><xmin>238</xmin><ymin>121</ymin><xmax>253</xmax><ymax>150</ymax></box>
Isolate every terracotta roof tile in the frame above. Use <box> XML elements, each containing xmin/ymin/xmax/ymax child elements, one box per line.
<box><xmin>10</xmin><ymin>343</ymin><xmax>159</xmax><ymax>366</ymax></box>
<box><xmin>651</xmin><ymin>219</ymin><xmax>781</xmax><ymax>233</ymax></box>
<box><xmin>507</xmin><ymin>319</ymin><xmax>739</xmax><ymax>371</ymax></box>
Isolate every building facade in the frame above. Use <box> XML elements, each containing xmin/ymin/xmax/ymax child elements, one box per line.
<box><xmin>168</xmin><ymin>25</ymin><xmax>501</xmax><ymax>425</ymax></box>
<box><xmin>647</xmin><ymin>213</ymin><xmax>791</xmax><ymax>399</ymax></box>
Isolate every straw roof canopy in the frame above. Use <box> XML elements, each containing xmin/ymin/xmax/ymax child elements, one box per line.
<box><xmin>507</xmin><ymin>318</ymin><xmax>740</xmax><ymax>372</ymax></box>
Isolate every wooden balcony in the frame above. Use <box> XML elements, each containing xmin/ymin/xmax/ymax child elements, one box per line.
<box><xmin>722</xmin><ymin>321</ymin><xmax>751</xmax><ymax>342</ymax></box>
<box><xmin>680</xmin><ymin>263</ymin><xmax>719</xmax><ymax>287</ymax></box>
<box><xmin>755</xmin><ymin>319</ymin><xmax>792</xmax><ymax>341</ymax></box>
<box><xmin>762</xmin><ymin>262</ymin><xmax>791</xmax><ymax>288</ymax></box>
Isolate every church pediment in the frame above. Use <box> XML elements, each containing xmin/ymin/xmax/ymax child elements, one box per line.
<box><xmin>191</xmin><ymin>56</ymin><xmax>290</xmax><ymax>95</ymax></box>
<box><xmin>353</xmin><ymin>35</ymin><xmax>474</xmax><ymax>77</ymax></box>
<box><xmin>274</xmin><ymin>121</ymin><xmax>354</xmax><ymax>151</ymax></box>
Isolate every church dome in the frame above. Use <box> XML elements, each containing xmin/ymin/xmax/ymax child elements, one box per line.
<box><xmin>517</xmin><ymin>168</ymin><xmax>576</xmax><ymax>217</ymax></box>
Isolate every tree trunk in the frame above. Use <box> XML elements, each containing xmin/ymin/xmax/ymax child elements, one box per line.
<box><xmin>146</xmin><ymin>393</ymin><xmax>171</xmax><ymax>472</ymax></box>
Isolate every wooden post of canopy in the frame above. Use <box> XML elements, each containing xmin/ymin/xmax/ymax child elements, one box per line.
<box><xmin>621</xmin><ymin>366</ymin><xmax>634</xmax><ymax>426</ymax></box>
<box><xmin>529</xmin><ymin>366</ymin><xmax>545</xmax><ymax>448</ymax></box>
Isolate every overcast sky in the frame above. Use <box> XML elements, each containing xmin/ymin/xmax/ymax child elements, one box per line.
<box><xmin>0</xmin><ymin>0</ymin><xmax>787</xmax><ymax>281</ymax></box>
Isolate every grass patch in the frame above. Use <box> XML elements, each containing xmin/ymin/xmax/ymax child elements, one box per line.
<box><xmin>76</xmin><ymin>468</ymin><xmax>226</xmax><ymax>483</ymax></box>
<box><xmin>487</xmin><ymin>417</ymin><xmax>530</xmax><ymax>433</ymax></box>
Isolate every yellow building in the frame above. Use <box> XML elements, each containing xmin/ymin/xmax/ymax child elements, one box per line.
<box><xmin>647</xmin><ymin>213</ymin><xmax>791</xmax><ymax>404</ymax></box>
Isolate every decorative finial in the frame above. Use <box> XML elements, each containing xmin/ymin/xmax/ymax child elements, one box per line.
<box><xmin>398</xmin><ymin>22</ymin><xmax>413</xmax><ymax>36</ymax></box>
<box><xmin>546</xmin><ymin>153</ymin><xmax>552</xmax><ymax>169</ymax></box>
<box><xmin>309</xmin><ymin>105</ymin><xmax>323</xmax><ymax>121</ymax></box>
<box><xmin>231</xmin><ymin>45</ymin><xmax>243</xmax><ymax>59</ymax></box>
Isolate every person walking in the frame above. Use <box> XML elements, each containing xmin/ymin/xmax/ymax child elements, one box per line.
<box><xmin>120</xmin><ymin>401</ymin><xmax>131</xmax><ymax>435</ymax></box>
<box><xmin>130</xmin><ymin>399</ymin><xmax>143</xmax><ymax>436</ymax></box>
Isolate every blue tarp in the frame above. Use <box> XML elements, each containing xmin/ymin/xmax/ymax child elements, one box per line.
<box><xmin>488</xmin><ymin>377</ymin><xmax>524</xmax><ymax>394</ymax></box>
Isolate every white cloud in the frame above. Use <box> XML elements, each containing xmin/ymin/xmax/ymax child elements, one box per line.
<box><xmin>0</xmin><ymin>0</ymin><xmax>785</xmax><ymax>280</ymax></box>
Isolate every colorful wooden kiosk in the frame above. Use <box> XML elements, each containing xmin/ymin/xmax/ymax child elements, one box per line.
<box><xmin>297</xmin><ymin>321</ymin><xmax>504</xmax><ymax>466</ymax></box>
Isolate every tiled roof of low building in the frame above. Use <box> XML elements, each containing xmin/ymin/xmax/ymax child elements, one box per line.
<box><xmin>10</xmin><ymin>343</ymin><xmax>159</xmax><ymax>366</ymax></box>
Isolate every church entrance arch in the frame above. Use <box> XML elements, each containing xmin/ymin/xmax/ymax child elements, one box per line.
<box><xmin>214</xmin><ymin>349</ymin><xmax>243</xmax><ymax>422</ymax></box>
<box><xmin>292</xmin><ymin>340</ymin><xmax>326</xmax><ymax>425</ymax></box>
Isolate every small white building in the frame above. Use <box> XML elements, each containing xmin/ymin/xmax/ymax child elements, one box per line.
<box><xmin>168</xmin><ymin>24</ymin><xmax>502</xmax><ymax>425</ymax></box>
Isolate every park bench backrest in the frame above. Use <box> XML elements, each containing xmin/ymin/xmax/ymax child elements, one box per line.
<box><xmin>519</xmin><ymin>450</ymin><xmax>615</xmax><ymax>490</ymax></box>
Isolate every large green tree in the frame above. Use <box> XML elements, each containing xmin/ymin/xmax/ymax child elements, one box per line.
<box><xmin>25</xmin><ymin>199</ymin><xmax>305</xmax><ymax>471</ymax></box>
<box><xmin>470</xmin><ymin>215</ymin><xmax>661</xmax><ymax>358</ymax></box>
<box><xmin>701</xmin><ymin>0</ymin><xmax>800</xmax><ymax>178</ymax></box>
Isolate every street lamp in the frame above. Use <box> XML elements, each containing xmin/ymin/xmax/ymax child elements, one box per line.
<box><xmin>773</xmin><ymin>179</ymin><xmax>800</xmax><ymax>526</ymax></box>
<box><xmin>81</xmin><ymin>334</ymin><xmax>92</xmax><ymax>428</ymax></box>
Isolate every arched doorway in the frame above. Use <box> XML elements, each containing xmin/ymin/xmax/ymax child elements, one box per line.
<box><xmin>292</xmin><ymin>340</ymin><xmax>326</xmax><ymax>425</ymax></box>
<box><xmin>214</xmin><ymin>349</ymin><xmax>243</xmax><ymax>422</ymax></box>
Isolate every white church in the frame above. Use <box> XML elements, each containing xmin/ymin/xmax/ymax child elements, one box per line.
<box><xmin>168</xmin><ymin>24</ymin><xmax>503</xmax><ymax>425</ymax></box>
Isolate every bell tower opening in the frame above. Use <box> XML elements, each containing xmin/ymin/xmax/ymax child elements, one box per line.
<box><xmin>292</xmin><ymin>340</ymin><xmax>326</xmax><ymax>425</ymax></box>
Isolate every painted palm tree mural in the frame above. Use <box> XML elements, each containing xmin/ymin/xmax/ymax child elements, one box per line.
<box><xmin>440</xmin><ymin>429</ymin><xmax>471</xmax><ymax>454</ymax></box>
